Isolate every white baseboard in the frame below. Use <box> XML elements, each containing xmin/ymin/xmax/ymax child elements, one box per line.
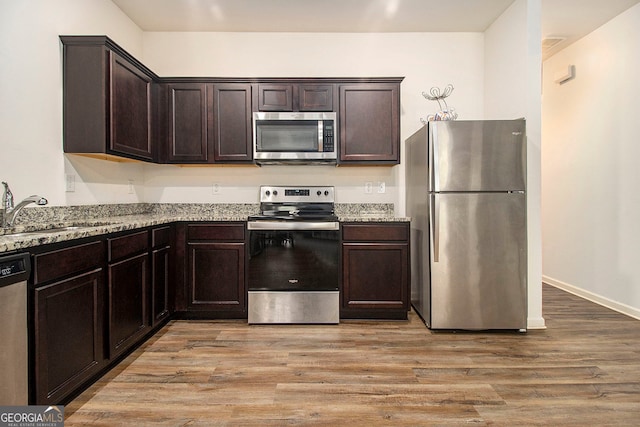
<box><xmin>526</xmin><ymin>316</ymin><xmax>546</xmax><ymax>330</ymax></box>
<box><xmin>543</xmin><ymin>275</ymin><xmax>640</xmax><ymax>321</ymax></box>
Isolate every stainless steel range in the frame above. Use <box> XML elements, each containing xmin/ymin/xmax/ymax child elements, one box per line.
<box><xmin>247</xmin><ymin>185</ymin><xmax>339</xmax><ymax>324</ymax></box>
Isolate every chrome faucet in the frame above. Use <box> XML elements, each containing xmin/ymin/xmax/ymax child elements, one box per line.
<box><xmin>2</xmin><ymin>182</ymin><xmax>48</xmax><ymax>228</ymax></box>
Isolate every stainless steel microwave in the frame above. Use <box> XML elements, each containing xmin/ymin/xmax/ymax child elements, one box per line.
<box><xmin>253</xmin><ymin>112</ymin><xmax>337</xmax><ymax>164</ymax></box>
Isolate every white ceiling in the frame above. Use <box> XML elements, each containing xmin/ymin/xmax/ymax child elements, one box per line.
<box><xmin>111</xmin><ymin>0</ymin><xmax>639</xmax><ymax>59</ymax></box>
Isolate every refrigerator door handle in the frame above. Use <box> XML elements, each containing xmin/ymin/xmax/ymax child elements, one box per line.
<box><xmin>430</xmin><ymin>193</ymin><xmax>440</xmax><ymax>262</ymax></box>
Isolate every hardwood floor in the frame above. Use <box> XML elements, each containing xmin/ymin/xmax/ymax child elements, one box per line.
<box><xmin>65</xmin><ymin>284</ymin><xmax>640</xmax><ymax>426</ymax></box>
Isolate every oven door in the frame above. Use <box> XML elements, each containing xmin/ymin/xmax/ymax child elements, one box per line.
<box><xmin>247</xmin><ymin>220</ymin><xmax>340</xmax><ymax>324</ymax></box>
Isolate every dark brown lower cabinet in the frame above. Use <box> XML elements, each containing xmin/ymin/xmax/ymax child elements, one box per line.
<box><xmin>27</xmin><ymin>219</ymin><xmax>409</xmax><ymax>405</ymax></box>
<box><xmin>33</xmin><ymin>269</ymin><xmax>105</xmax><ymax>405</ymax></box>
<box><xmin>30</xmin><ymin>229</ymin><xmax>170</xmax><ymax>405</ymax></box>
<box><xmin>151</xmin><ymin>226</ymin><xmax>173</xmax><ymax>326</ymax></box>
<box><xmin>151</xmin><ymin>246</ymin><xmax>171</xmax><ymax>326</ymax></box>
<box><xmin>108</xmin><ymin>252</ymin><xmax>149</xmax><ymax>358</ymax></box>
<box><xmin>186</xmin><ymin>223</ymin><xmax>246</xmax><ymax>317</ymax></box>
<box><xmin>107</xmin><ymin>231</ymin><xmax>150</xmax><ymax>359</ymax></box>
<box><xmin>341</xmin><ymin>223</ymin><xmax>410</xmax><ymax>319</ymax></box>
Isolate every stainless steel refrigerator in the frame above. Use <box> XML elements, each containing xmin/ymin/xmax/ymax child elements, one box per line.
<box><xmin>406</xmin><ymin>119</ymin><xmax>527</xmax><ymax>330</ymax></box>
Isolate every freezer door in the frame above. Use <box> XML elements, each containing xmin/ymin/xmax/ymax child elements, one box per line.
<box><xmin>429</xmin><ymin>120</ymin><xmax>526</xmax><ymax>192</ymax></box>
<box><xmin>429</xmin><ymin>192</ymin><xmax>527</xmax><ymax>330</ymax></box>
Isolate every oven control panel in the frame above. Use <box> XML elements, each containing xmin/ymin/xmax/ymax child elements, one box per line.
<box><xmin>259</xmin><ymin>186</ymin><xmax>335</xmax><ymax>203</ymax></box>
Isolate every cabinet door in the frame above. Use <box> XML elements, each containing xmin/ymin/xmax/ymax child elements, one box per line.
<box><xmin>151</xmin><ymin>245</ymin><xmax>171</xmax><ymax>326</ymax></box>
<box><xmin>210</xmin><ymin>83</ymin><xmax>253</xmax><ymax>162</ymax></box>
<box><xmin>109</xmin><ymin>51</ymin><xmax>154</xmax><ymax>160</ymax></box>
<box><xmin>108</xmin><ymin>252</ymin><xmax>149</xmax><ymax>358</ymax></box>
<box><xmin>33</xmin><ymin>270</ymin><xmax>105</xmax><ymax>405</ymax></box>
<box><xmin>167</xmin><ymin>83</ymin><xmax>208</xmax><ymax>162</ymax></box>
<box><xmin>298</xmin><ymin>84</ymin><xmax>334</xmax><ymax>111</ymax></box>
<box><xmin>339</xmin><ymin>83</ymin><xmax>400</xmax><ymax>164</ymax></box>
<box><xmin>342</xmin><ymin>243</ymin><xmax>409</xmax><ymax>311</ymax></box>
<box><xmin>257</xmin><ymin>84</ymin><xmax>293</xmax><ymax>111</ymax></box>
<box><xmin>187</xmin><ymin>242</ymin><xmax>245</xmax><ymax>314</ymax></box>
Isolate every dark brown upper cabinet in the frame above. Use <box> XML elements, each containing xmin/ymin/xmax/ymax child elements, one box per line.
<box><xmin>61</xmin><ymin>36</ymin><xmax>155</xmax><ymax>162</ymax></box>
<box><xmin>165</xmin><ymin>83</ymin><xmax>208</xmax><ymax>163</ymax></box>
<box><xmin>339</xmin><ymin>82</ymin><xmax>400</xmax><ymax>164</ymax></box>
<box><xmin>61</xmin><ymin>36</ymin><xmax>402</xmax><ymax>166</ymax></box>
<box><xmin>257</xmin><ymin>84</ymin><xmax>293</xmax><ymax>111</ymax></box>
<box><xmin>255</xmin><ymin>83</ymin><xmax>335</xmax><ymax>112</ymax></box>
<box><xmin>298</xmin><ymin>84</ymin><xmax>335</xmax><ymax>111</ymax></box>
<box><xmin>210</xmin><ymin>83</ymin><xmax>253</xmax><ymax>163</ymax></box>
<box><xmin>161</xmin><ymin>82</ymin><xmax>253</xmax><ymax>164</ymax></box>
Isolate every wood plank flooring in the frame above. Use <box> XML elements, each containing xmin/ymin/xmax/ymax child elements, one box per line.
<box><xmin>65</xmin><ymin>285</ymin><xmax>640</xmax><ymax>426</ymax></box>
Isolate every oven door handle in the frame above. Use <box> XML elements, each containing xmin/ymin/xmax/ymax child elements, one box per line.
<box><xmin>247</xmin><ymin>221</ymin><xmax>340</xmax><ymax>231</ymax></box>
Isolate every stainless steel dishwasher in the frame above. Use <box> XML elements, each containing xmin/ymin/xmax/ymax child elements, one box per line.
<box><xmin>0</xmin><ymin>252</ymin><xmax>31</xmax><ymax>405</ymax></box>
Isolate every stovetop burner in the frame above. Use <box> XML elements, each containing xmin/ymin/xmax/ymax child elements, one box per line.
<box><xmin>252</xmin><ymin>185</ymin><xmax>336</xmax><ymax>221</ymax></box>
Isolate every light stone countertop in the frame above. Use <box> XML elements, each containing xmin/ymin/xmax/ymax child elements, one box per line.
<box><xmin>0</xmin><ymin>203</ymin><xmax>409</xmax><ymax>253</ymax></box>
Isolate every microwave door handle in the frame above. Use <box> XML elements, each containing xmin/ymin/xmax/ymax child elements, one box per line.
<box><xmin>318</xmin><ymin>120</ymin><xmax>323</xmax><ymax>152</ymax></box>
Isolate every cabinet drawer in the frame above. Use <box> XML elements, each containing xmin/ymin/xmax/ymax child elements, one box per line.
<box><xmin>33</xmin><ymin>241</ymin><xmax>105</xmax><ymax>285</ymax></box>
<box><xmin>152</xmin><ymin>226</ymin><xmax>171</xmax><ymax>248</ymax></box>
<box><xmin>108</xmin><ymin>230</ymin><xmax>149</xmax><ymax>262</ymax></box>
<box><xmin>187</xmin><ymin>224</ymin><xmax>245</xmax><ymax>241</ymax></box>
<box><xmin>342</xmin><ymin>223</ymin><xmax>409</xmax><ymax>242</ymax></box>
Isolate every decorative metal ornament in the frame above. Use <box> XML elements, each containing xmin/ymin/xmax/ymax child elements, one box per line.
<box><xmin>420</xmin><ymin>84</ymin><xmax>458</xmax><ymax>124</ymax></box>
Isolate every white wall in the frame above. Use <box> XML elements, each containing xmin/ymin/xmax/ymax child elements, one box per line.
<box><xmin>542</xmin><ymin>3</ymin><xmax>640</xmax><ymax>318</ymax></box>
<box><xmin>0</xmin><ymin>1</ymin><xmax>487</xmax><ymax>213</ymax></box>
<box><xmin>1</xmin><ymin>1</ymin><xmax>545</xmax><ymax>325</ymax></box>
<box><xmin>484</xmin><ymin>0</ymin><xmax>544</xmax><ymax>328</ymax></box>
<box><xmin>0</xmin><ymin>0</ymin><xmax>146</xmax><ymax>206</ymax></box>
<box><xmin>141</xmin><ymin>32</ymin><xmax>485</xmax><ymax>214</ymax></box>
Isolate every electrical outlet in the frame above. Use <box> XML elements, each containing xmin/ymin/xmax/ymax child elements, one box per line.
<box><xmin>65</xmin><ymin>174</ymin><xmax>75</xmax><ymax>192</ymax></box>
<box><xmin>364</xmin><ymin>182</ymin><xmax>373</xmax><ymax>194</ymax></box>
<box><xmin>128</xmin><ymin>180</ymin><xmax>134</xmax><ymax>194</ymax></box>
<box><xmin>212</xmin><ymin>183</ymin><xmax>221</xmax><ymax>195</ymax></box>
<box><xmin>377</xmin><ymin>182</ymin><xmax>386</xmax><ymax>193</ymax></box>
